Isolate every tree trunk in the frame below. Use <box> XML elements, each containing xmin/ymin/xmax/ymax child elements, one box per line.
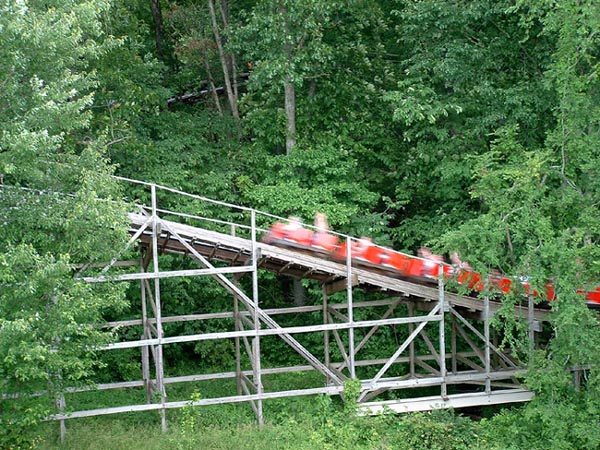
<box><xmin>292</xmin><ymin>278</ymin><xmax>306</xmax><ymax>307</ymax></box>
<box><xmin>208</xmin><ymin>0</ymin><xmax>239</xmax><ymax>120</ymax></box>
<box><xmin>218</xmin><ymin>0</ymin><xmax>239</xmax><ymax>101</ymax></box>
<box><xmin>202</xmin><ymin>47</ymin><xmax>223</xmax><ymax>114</ymax></box>
<box><xmin>149</xmin><ymin>0</ymin><xmax>164</xmax><ymax>60</ymax></box>
<box><xmin>285</xmin><ymin>78</ymin><xmax>296</xmax><ymax>154</ymax></box>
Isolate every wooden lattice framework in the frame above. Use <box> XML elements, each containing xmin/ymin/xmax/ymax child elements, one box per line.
<box><xmin>46</xmin><ymin>178</ymin><xmax>545</xmax><ymax>439</ymax></box>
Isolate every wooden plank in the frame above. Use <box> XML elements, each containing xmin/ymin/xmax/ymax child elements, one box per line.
<box><xmin>49</xmin><ymin>385</ymin><xmax>345</xmax><ymax>420</ymax></box>
<box><xmin>325</xmin><ymin>275</ymin><xmax>358</xmax><ymax>295</ymax></box>
<box><xmin>359</xmin><ymin>389</ymin><xmax>534</xmax><ymax>415</ymax></box>
<box><xmin>104</xmin><ymin>298</ymin><xmax>412</xmax><ymax>328</ymax></box>
<box><xmin>103</xmin><ymin>315</ymin><xmax>443</xmax><ymax>350</ymax></box>
<box><xmin>82</xmin><ymin>266</ymin><xmax>253</xmax><ymax>283</ymax></box>
<box><xmin>4</xmin><ymin>353</ymin><xmax>483</xmax><ymax>399</ymax></box>
<box><xmin>363</xmin><ymin>369</ymin><xmax>527</xmax><ymax>391</ymax></box>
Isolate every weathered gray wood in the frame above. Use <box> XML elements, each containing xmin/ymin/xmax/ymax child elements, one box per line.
<box><xmin>408</xmin><ymin>302</ymin><xmax>416</xmax><ymax>378</ymax></box>
<box><xmin>250</xmin><ymin>210</ymin><xmax>264</xmax><ymax>425</ymax></box>
<box><xmin>330</xmin><ymin>326</ymin><xmax>351</xmax><ymax>370</ymax></box>
<box><xmin>456</xmin><ymin>354</ymin><xmax>485</xmax><ymax>372</ymax></box>
<box><xmin>8</xmin><ymin>350</ymin><xmax>488</xmax><ymax>400</ymax></box>
<box><xmin>451</xmin><ymin>314</ymin><xmax>457</xmax><ymax>374</ymax></box>
<box><xmin>325</xmin><ymin>275</ymin><xmax>358</xmax><ymax>295</ymax></box>
<box><xmin>418</xmin><ymin>328</ymin><xmax>440</xmax><ymax>363</ymax></box>
<box><xmin>336</xmin><ymin>300</ymin><xmax>401</xmax><ymax>373</ymax></box>
<box><xmin>454</xmin><ymin>319</ymin><xmax>486</xmax><ymax>365</ymax></box>
<box><xmin>50</xmin><ymin>385</ymin><xmax>345</xmax><ymax>420</ymax></box>
<box><xmin>414</xmin><ymin>358</ymin><xmax>441</xmax><ymax>376</ymax></box>
<box><xmin>450</xmin><ymin>306</ymin><xmax>517</xmax><ymax>368</ymax></box>
<box><xmin>438</xmin><ymin>265</ymin><xmax>447</xmax><ymax>399</ymax></box>
<box><xmin>150</xmin><ymin>187</ymin><xmax>168</xmax><ymax>432</ymax></box>
<box><xmin>141</xmin><ymin>276</ymin><xmax>152</xmax><ymax>403</ymax></box>
<box><xmin>158</xmin><ymin>219</ymin><xmax>345</xmax><ymax>385</ymax></box>
<box><xmin>327</xmin><ymin>306</ymin><xmax>349</xmax><ymax>322</ymax></box>
<box><xmin>45</xmin><ymin>185</ymin><xmax>543</xmax><ymax>429</ymax></box>
<box><xmin>104</xmin><ymin>315</ymin><xmax>443</xmax><ymax>350</ymax></box>
<box><xmin>104</xmin><ymin>298</ymin><xmax>410</xmax><ymax>328</ymax></box>
<box><xmin>364</xmin><ymin>369</ymin><xmax>527</xmax><ymax>391</ymax></box>
<box><xmin>484</xmin><ymin>295</ymin><xmax>491</xmax><ymax>394</ymax></box>
<box><xmin>363</xmin><ymin>304</ymin><xmax>442</xmax><ymax>397</ymax></box>
<box><xmin>83</xmin><ymin>266</ymin><xmax>254</xmax><ymax>283</ymax></box>
<box><xmin>233</xmin><ymin>293</ymin><xmax>242</xmax><ymax>396</ymax></box>
<box><xmin>359</xmin><ymin>389</ymin><xmax>534</xmax><ymax>415</ymax></box>
<box><xmin>323</xmin><ymin>287</ymin><xmax>331</xmax><ymax>385</ymax></box>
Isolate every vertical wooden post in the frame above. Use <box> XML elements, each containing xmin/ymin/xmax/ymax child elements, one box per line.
<box><xmin>140</xmin><ymin>267</ymin><xmax>151</xmax><ymax>403</ymax></box>
<box><xmin>438</xmin><ymin>264</ymin><xmax>447</xmax><ymax>399</ymax></box>
<box><xmin>250</xmin><ymin>210</ymin><xmax>264</xmax><ymax>425</ymax></box>
<box><xmin>451</xmin><ymin>313</ymin><xmax>457</xmax><ymax>375</ymax></box>
<box><xmin>493</xmin><ymin>329</ymin><xmax>500</xmax><ymax>368</ymax></box>
<box><xmin>151</xmin><ymin>184</ymin><xmax>167</xmax><ymax>432</ymax></box>
<box><xmin>346</xmin><ymin>237</ymin><xmax>356</xmax><ymax>379</ymax></box>
<box><xmin>408</xmin><ymin>302</ymin><xmax>415</xmax><ymax>378</ymax></box>
<box><xmin>231</xmin><ymin>222</ymin><xmax>242</xmax><ymax>395</ymax></box>
<box><xmin>484</xmin><ymin>294</ymin><xmax>491</xmax><ymax>394</ymax></box>
<box><xmin>323</xmin><ymin>287</ymin><xmax>331</xmax><ymax>384</ymax></box>
<box><xmin>234</xmin><ymin>295</ymin><xmax>242</xmax><ymax>396</ymax></box>
<box><xmin>57</xmin><ymin>393</ymin><xmax>66</xmax><ymax>443</ymax></box>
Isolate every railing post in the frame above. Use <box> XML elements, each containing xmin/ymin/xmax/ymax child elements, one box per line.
<box><xmin>438</xmin><ymin>263</ymin><xmax>447</xmax><ymax>399</ymax></box>
<box><xmin>484</xmin><ymin>293</ymin><xmax>491</xmax><ymax>394</ymax></box>
<box><xmin>408</xmin><ymin>302</ymin><xmax>415</xmax><ymax>378</ymax></box>
<box><xmin>250</xmin><ymin>210</ymin><xmax>263</xmax><ymax>425</ymax></box>
<box><xmin>323</xmin><ymin>287</ymin><xmax>331</xmax><ymax>385</ymax></box>
<box><xmin>151</xmin><ymin>184</ymin><xmax>167</xmax><ymax>432</ymax></box>
<box><xmin>346</xmin><ymin>237</ymin><xmax>356</xmax><ymax>379</ymax></box>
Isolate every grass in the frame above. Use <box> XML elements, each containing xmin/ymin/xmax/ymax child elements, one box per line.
<box><xmin>36</xmin><ymin>373</ymin><xmax>335</xmax><ymax>450</ymax></box>
<box><xmin>37</xmin><ymin>420</ymin><xmax>317</xmax><ymax>450</ymax></box>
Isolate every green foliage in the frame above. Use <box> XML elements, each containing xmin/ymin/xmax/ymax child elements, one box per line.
<box><xmin>480</xmin><ymin>395</ymin><xmax>600</xmax><ymax>450</ymax></box>
<box><xmin>0</xmin><ymin>246</ymin><xmax>126</xmax><ymax>448</ymax></box>
<box><xmin>382</xmin><ymin>0</ymin><xmax>555</xmax><ymax>249</ymax></box>
<box><xmin>342</xmin><ymin>378</ymin><xmax>361</xmax><ymax>414</ymax></box>
<box><xmin>240</xmin><ymin>143</ymin><xmax>373</xmax><ymax>218</ymax></box>
<box><xmin>234</xmin><ymin>0</ymin><xmax>336</xmax><ymax>89</ymax></box>
<box><xmin>168</xmin><ymin>391</ymin><xmax>202</xmax><ymax>450</ymax></box>
<box><xmin>388</xmin><ymin>410</ymin><xmax>480</xmax><ymax>450</ymax></box>
<box><xmin>3</xmin><ymin>0</ymin><xmax>600</xmax><ymax>446</ymax></box>
<box><xmin>0</xmin><ymin>1</ymin><xmax>130</xmax><ymax>445</ymax></box>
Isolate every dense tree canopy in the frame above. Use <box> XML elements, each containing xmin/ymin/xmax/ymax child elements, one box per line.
<box><xmin>1</xmin><ymin>0</ymin><xmax>600</xmax><ymax>447</ymax></box>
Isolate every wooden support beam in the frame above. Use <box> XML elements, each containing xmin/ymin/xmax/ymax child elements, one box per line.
<box><xmin>336</xmin><ymin>300</ymin><xmax>401</xmax><ymax>373</ymax></box>
<box><xmin>208</xmin><ymin>243</ymin><xmax>219</xmax><ymax>259</ymax></box>
<box><xmin>159</xmin><ymin>231</ymin><xmax>171</xmax><ymax>253</ymax></box>
<box><xmin>454</xmin><ymin>320</ymin><xmax>486</xmax><ymax>365</ymax></box>
<box><xmin>456</xmin><ymin>354</ymin><xmax>484</xmax><ymax>372</ymax></box>
<box><xmin>277</xmin><ymin>261</ymin><xmax>295</xmax><ymax>274</ymax></box>
<box><xmin>361</xmin><ymin>304</ymin><xmax>442</xmax><ymax>399</ymax></box>
<box><xmin>449</xmin><ymin>306</ymin><xmax>517</xmax><ymax>368</ymax></box>
<box><xmin>325</xmin><ymin>275</ymin><xmax>358</xmax><ymax>295</ymax></box>
<box><xmin>327</xmin><ymin>306</ymin><xmax>349</xmax><ymax>322</ymax></box>
<box><xmin>418</xmin><ymin>328</ymin><xmax>440</xmax><ymax>364</ymax></box>
<box><xmin>414</xmin><ymin>358</ymin><xmax>441</xmax><ymax>376</ymax></box>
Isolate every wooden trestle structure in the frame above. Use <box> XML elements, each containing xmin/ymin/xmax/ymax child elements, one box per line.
<box><xmin>53</xmin><ymin>178</ymin><xmax>545</xmax><ymax>436</ymax></box>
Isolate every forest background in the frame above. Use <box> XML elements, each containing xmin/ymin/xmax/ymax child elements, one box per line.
<box><xmin>1</xmin><ymin>0</ymin><xmax>600</xmax><ymax>448</ymax></box>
